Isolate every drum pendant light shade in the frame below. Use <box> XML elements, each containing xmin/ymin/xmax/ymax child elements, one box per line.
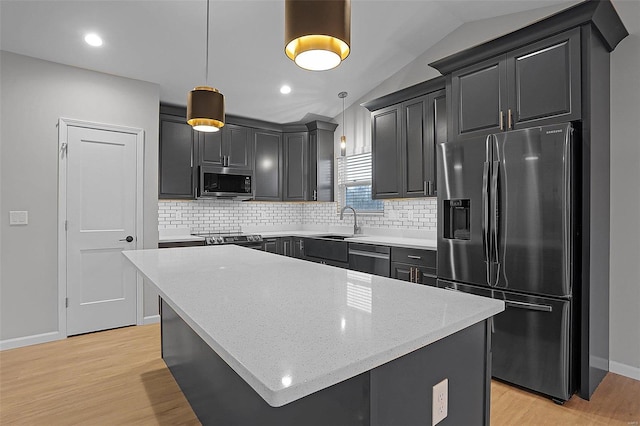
<box><xmin>285</xmin><ymin>0</ymin><xmax>351</xmax><ymax>71</ymax></box>
<box><xmin>187</xmin><ymin>86</ymin><xmax>225</xmax><ymax>132</ymax></box>
<box><xmin>187</xmin><ymin>0</ymin><xmax>225</xmax><ymax>132</ymax></box>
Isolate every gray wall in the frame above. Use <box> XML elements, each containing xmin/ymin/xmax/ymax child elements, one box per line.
<box><xmin>334</xmin><ymin>1</ymin><xmax>639</xmax><ymax>377</ymax></box>
<box><xmin>608</xmin><ymin>0</ymin><xmax>640</xmax><ymax>377</ymax></box>
<box><xmin>0</xmin><ymin>51</ymin><xmax>160</xmax><ymax>341</ymax></box>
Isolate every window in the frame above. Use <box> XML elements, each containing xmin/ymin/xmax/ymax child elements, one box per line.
<box><xmin>338</xmin><ymin>152</ymin><xmax>383</xmax><ymax>213</ymax></box>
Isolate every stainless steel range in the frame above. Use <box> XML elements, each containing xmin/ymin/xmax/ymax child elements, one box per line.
<box><xmin>194</xmin><ymin>233</ymin><xmax>263</xmax><ymax>249</ymax></box>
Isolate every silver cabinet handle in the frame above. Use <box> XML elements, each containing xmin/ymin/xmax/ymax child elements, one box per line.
<box><xmin>410</xmin><ymin>267</ymin><xmax>415</xmax><ymax>283</ymax></box>
<box><xmin>505</xmin><ymin>300</ymin><xmax>552</xmax><ymax>312</ymax></box>
<box><xmin>313</xmin><ymin>190</ymin><xmax>317</xmax><ymax>201</ymax></box>
<box><xmin>499</xmin><ymin>110</ymin><xmax>504</xmax><ymax>131</ymax></box>
<box><xmin>423</xmin><ymin>181</ymin><xmax>427</xmax><ymax>196</ymax></box>
<box><xmin>348</xmin><ymin>249</ymin><xmax>390</xmax><ymax>260</ymax></box>
<box><xmin>407</xmin><ymin>255</ymin><xmax>422</xmax><ymax>260</ymax></box>
<box><xmin>508</xmin><ymin>109</ymin><xmax>513</xmax><ymax>130</ymax></box>
<box><xmin>428</xmin><ymin>181</ymin><xmax>434</xmax><ymax>196</ymax></box>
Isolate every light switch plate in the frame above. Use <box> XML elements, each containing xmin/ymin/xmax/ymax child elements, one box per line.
<box><xmin>432</xmin><ymin>378</ymin><xmax>448</xmax><ymax>425</ymax></box>
<box><xmin>9</xmin><ymin>211</ymin><xmax>28</xmax><ymax>225</ymax></box>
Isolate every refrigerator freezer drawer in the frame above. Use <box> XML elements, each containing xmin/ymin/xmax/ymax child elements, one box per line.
<box><xmin>492</xmin><ymin>290</ymin><xmax>573</xmax><ymax>401</ymax></box>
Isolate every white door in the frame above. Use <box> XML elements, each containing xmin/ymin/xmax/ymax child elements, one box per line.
<box><xmin>65</xmin><ymin>125</ymin><xmax>138</xmax><ymax>336</ymax></box>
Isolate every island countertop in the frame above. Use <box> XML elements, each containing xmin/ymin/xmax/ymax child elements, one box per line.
<box><xmin>123</xmin><ymin>246</ymin><xmax>503</xmax><ymax>407</ymax></box>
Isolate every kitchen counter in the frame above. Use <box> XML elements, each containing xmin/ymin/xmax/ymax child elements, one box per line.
<box><xmin>124</xmin><ymin>245</ymin><xmax>502</xmax><ymax>424</ymax></box>
<box><xmin>259</xmin><ymin>230</ymin><xmax>437</xmax><ymax>250</ymax></box>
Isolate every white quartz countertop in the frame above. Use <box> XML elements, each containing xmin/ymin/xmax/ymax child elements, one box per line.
<box><xmin>259</xmin><ymin>231</ymin><xmax>437</xmax><ymax>250</ymax></box>
<box><xmin>123</xmin><ymin>246</ymin><xmax>503</xmax><ymax>407</ymax></box>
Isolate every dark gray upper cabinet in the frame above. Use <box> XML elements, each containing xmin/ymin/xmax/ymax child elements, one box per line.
<box><xmin>450</xmin><ymin>28</ymin><xmax>581</xmax><ymax>140</ymax></box>
<box><xmin>371</xmin><ymin>105</ymin><xmax>403</xmax><ymax>199</ymax></box>
<box><xmin>253</xmin><ymin>130</ymin><xmax>282</xmax><ymax>201</ymax></box>
<box><xmin>451</xmin><ymin>56</ymin><xmax>507</xmax><ymax>140</ymax></box>
<box><xmin>370</xmin><ymin>86</ymin><xmax>445</xmax><ymax>200</ymax></box>
<box><xmin>506</xmin><ymin>28</ymin><xmax>581</xmax><ymax>128</ymax></box>
<box><xmin>283</xmin><ymin>132</ymin><xmax>308</xmax><ymax>201</ymax></box>
<box><xmin>199</xmin><ymin>124</ymin><xmax>252</xmax><ymax>169</ymax></box>
<box><xmin>307</xmin><ymin>121</ymin><xmax>337</xmax><ymax>202</ymax></box>
<box><xmin>159</xmin><ymin>113</ymin><xmax>197</xmax><ymax>199</ymax></box>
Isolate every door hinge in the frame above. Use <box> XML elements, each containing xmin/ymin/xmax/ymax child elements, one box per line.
<box><xmin>64</xmin><ymin>220</ymin><xmax>68</xmax><ymax>231</ymax></box>
<box><xmin>65</xmin><ymin>297</ymin><xmax>69</xmax><ymax>308</ymax></box>
<box><xmin>60</xmin><ymin>142</ymin><xmax>68</xmax><ymax>157</ymax></box>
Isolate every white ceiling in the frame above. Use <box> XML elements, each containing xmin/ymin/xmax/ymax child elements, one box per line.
<box><xmin>0</xmin><ymin>0</ymin><xmax>575</xmax><ymax>124</ymax></box>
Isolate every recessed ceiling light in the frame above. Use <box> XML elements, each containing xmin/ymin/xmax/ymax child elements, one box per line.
<box><xmin>84</xmin><ymin>33</ymin><xmax>103</xmax><ymax>47</ymax></box>
<box><xmin>280</xmin><ymin>85</ymin><xmax>292</xmax><ymax>95</ymax></box>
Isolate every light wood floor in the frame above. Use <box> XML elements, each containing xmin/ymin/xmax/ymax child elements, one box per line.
<box><xmin>1</xmin><ymin>324</ymin><xmax>638</xmax><ymax>425</ymax></box>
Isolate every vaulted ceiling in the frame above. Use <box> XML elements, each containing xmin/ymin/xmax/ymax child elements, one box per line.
<box><xmin>1</xmin><ymin>0</ymin><xmax>577</xmax><ymax>123</ymax></box>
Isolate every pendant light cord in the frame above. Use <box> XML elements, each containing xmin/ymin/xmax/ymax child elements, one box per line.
<box><xmin>205</xmin><ymin>0</ymin><xmax>210</xmax><ymax>86</ymax></box>
<box><xmin>342</xmin><ymin>96</ymin><xmax>345</xmax><ymax>137</ymax></box>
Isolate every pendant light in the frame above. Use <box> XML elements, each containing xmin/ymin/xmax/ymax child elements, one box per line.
<box><xmin>187</xmin><ymin>0</ymin><xmax>225</xmax><ymax>132</ymax></box>
<box><xmin>339</xmin><ymin>91</ymin><xmax>347</xmax><ymax>156</ymax></box>
<box><xmin>285</xmin><ymin>0</ymin><xmax>351</xmax><ymax>71</ymax></box>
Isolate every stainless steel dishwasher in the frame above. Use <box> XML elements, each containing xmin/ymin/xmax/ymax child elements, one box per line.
<box><xmin>348</xmin><ymin>243</ymin><xmax>390</xmax><ymax>277</ymax></box>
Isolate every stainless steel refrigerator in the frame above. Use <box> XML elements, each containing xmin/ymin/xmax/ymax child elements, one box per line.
<box><xmin>437</xmin><ymin>123</ymin><xmax>577</xmax><ymax>402</ymax></box>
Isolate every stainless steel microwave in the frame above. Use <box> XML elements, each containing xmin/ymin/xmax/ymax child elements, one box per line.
<box><xmin>199</xmin><ymin>166</ymin><xmax>252</xmax><ymax>199</ymax></box>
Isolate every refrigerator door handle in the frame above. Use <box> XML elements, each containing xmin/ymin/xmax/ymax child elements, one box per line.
<box><xmin>491</xmin><ymin>160</ymin><xmax>501</xmax><ymax>273</ymax></box>
<box><xmin>482</xmin><ymin>161</ymin><xmax>491</xmax><ymax>283</ymax></box>
<box><xmin>504</xmin><ymin>300</ymin><xmax>553</xmax><ymax>312</ymax></box>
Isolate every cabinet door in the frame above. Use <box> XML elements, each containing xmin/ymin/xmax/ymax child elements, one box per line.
<box><xmin>283</xmin><ymin>132</ymin><xmax>308</xmax><ymax>201</ymax></box>
<box><xmin>263</xmin><ymin>238</ymin><xmax>278</xmax><ymax>253</ymax></box>
<box><xmin>431</xmin><ymin>89</ymin><xmax>447</xmax><ymax>196</ymax></box>
<box><xmin>451</xmin><ymin>55</ymin><xmax>508</xmax><ymax>140</ymax></box>
<box><xmin>402</xmin><ymin>96</ymin><xmax>429</xmax><ymax>198</ymax></box>
<box><xmin>507</xmin><ymin>28</ymin><xmax>581</xmax><ymax>129</ymax></box>
<box><xmin>199</xmin><ymin>130</ymin><xmax>224</xmax><ymax>167</ymax></box>
<box><xmin>391</xmin><ymin>262</ymin><xmax>412</xmax><ymax>282</ymax></box>
<box><xmin>308</xmin><ymin>129</ymin><xmax>335</xmax><ymax>202</ymax></box>
<box><xmin>225</xmin><ymin>124</ymin><xmax>252</xmax><ymax>168</ymax></box>
<box><xmin>159</xmin><ymin>115</ymin><xmax>196</xmax><ymax>199</ymax></box>
<box><xmin>281</xmin><ymin>237</ymin><xmax>293</xmax><ymax>257</ymax></box>
<box><xmin>253</xmin><ymin>130</ymin><xmax>282</xmax><ymax>201</ymax></box>
<box><xmin>293</xmin><ymin>238</ymin><xmax>304</xmax><ymax>258</ymax></box>
<box><xmin>372</xmin><ymin>105</ymin><xmax>402</xmax><ymax>199</ymax></box>
<box><xmin>414</xmin><ymin>267</ymin><xmax>437</xmax><ymax>287</ymax></box>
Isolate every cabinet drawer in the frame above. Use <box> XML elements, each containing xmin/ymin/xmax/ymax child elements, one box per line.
<box><xmin>391</xmin><ymin>247</ymin><xmax>436</xmax><ymax>268</ymax></box>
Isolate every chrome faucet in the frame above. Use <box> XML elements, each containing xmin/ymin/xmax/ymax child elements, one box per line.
<box><xmin>340</xmin><ymin>205</ymin><xmax>362</xmax><ymax>235</ymax></box>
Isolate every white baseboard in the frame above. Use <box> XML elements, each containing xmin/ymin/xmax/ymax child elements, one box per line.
<box><xmin>610</xmin><ymin>361</ymin><xmax>640</xmax><ymax>381</ymax></box>
<box><xmin>143</xmin><ymin>314</ymin><xmax>160</xmax><ymax>325</ymax></box>
<box><xmin>0</xmin><ymin>331</ymin><xmax>63</xmax><ymax>351</ymax></box>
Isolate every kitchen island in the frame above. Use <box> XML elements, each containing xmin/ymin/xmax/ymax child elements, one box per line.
<box><xmin>123</xmin><ymin>246</ymin><xmax>503</xmax><ymax>425</ymax></box>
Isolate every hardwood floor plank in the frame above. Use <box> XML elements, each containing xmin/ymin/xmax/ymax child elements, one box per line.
<box><xmin>1</xmin><ymin>324</ymin><xmax>638</xmax><ymax>425</ymax></box>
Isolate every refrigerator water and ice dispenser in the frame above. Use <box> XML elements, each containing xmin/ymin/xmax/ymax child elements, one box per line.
<box><xmin>443</xmin><ymin>199</ymin><xmax>470</xmax><ymax>240</ymax></box>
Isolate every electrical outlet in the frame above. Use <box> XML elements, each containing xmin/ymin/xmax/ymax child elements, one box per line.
<box><xmin>432</xmin><ymin>378</ymin><xmax>448</xmax><ymax>425</ymax></box>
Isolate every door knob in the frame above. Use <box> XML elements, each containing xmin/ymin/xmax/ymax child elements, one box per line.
<box><xmin>120</xmin><ymin>236</ymin><xmax>134</xmax><ymax>242</ymax></box>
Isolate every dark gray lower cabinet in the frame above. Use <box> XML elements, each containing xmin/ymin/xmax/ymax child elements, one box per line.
<box><xmin>293</xmin><ymin>237</ymin><xmax>305</xmax><ymax>259</ymax></box>
<box><xmin>280</xmin><ymin>237</ymin><xmax>294</xmax><ymax>257</ymax></box>
<box><xmin>302</xmin><ymin>238</ymin><xmax>349</xmax><ymax>269</ymax></box>
<box><xmin>161</xmin><ymin>299</ymin><xmax>492</xmax><ymax>426</ymax></box>
<box><xmin>262</xmin><ymin>238</ymin><xmax>279</xmax><ymax>253</ymax></box>
<box><xmin>391</xmin><ymin>247</ymin><xmax>437</xmax><ymax>285</ymax></box>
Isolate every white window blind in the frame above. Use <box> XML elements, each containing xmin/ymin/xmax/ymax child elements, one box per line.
<box><xmin>338</xmin><ymin>152</ymin><xmax>383</xmax><ymax>213</ymax></box>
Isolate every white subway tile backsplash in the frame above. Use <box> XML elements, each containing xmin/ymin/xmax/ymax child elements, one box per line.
<box><xmin>158</xmin><ymin>198</ymin><xmax>437</xmax><ymax>233</ymax></box>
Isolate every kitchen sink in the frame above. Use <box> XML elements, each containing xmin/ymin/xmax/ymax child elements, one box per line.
<box><xmin>314</xmin><ymin>234</ymin><xmax>349</xmax><ymax>240</ymax></box>
<box><xmin>313</xmin><ymin>234</ymin><xmax>366</xmax><ymax>240</ymax></box>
